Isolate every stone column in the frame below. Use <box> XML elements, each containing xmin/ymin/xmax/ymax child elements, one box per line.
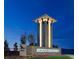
<box><xmin>48</xmin><ymin>20</ymin><xmax>52</xmax><ymax>48</ymax></box>
<box><xmin>38</xmin><ymin>19</ymin><xmax>42</xmax><ymax>47</ymax></box>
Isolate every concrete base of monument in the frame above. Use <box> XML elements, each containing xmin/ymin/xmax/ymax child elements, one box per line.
<box><xmin>27</xmin><ymin>46</ymin><xmax>61</xmax><ymax>57</ymax></box>
<box><xmin>20</xmin><ymin>44</ymin><xmax>27</xmax><ymax>56</ymax></box>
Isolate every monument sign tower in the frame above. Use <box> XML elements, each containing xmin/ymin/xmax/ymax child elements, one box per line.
<box><xmin>20</xmin><ymin>14</ymin><xmax>61</xmax><ymax>57</ymax></box>
<box><xmin>34</xmin><ymin>14</ymin><xmax>56</xmax><ymax>48</ymax></box>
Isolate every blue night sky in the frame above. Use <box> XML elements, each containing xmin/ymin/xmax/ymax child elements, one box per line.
<box><xmin>4</xmin><ymin>0</ymin><xmax>74</xmax><ymax>49</ymax></box>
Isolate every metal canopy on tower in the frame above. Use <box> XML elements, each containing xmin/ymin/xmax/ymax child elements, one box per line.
<box><xmin>34</xmin><ymin>14</ymin><xmax>56</xmax><ymax>23</ymax></box>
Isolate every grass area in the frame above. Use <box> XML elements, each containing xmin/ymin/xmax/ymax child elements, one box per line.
<box><xmin>29</xmin><ymin>56</ymin><xmax>73</xmax><ymax>59</ymax></box>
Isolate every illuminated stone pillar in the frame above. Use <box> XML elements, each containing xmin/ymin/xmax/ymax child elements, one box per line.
<box><xmin>34</xmin><ymin>14</ymin><xmax>56</xmax><ymax>48</ymax></box>
<box><xmin>48</xmin><ymin>20</ymin><xmax>52</xmax><ymax>48</ymax></box>
<box><xmin>38</xmin><ymin>19</ymin><xmax>42</xmax><ymax>47</ymax></box>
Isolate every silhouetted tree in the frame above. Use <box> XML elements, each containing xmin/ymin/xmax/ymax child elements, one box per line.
<box><xmin>53</xmin><ymin>45</ymin><xmax>58</xmax><ymax>48</ymax></box>
<box><xmin>21</xmin><ymin>33</ymin><xmax>26</xmax><ymax>44</ymax></box>
<box><xmin>28</xmin><ymin>34</ymin><xmax>34</xmax><ymax>46</ymax></box>
<box><xmin>4</xmin><ymin>40</ymin><xmax>9</xmax><ymax>51</ymax></box>
<box><xmin>14</xmin><ymin>42</ymin><xmax>18</xmax><ymax>51</ymax></box>
<box><xmin>35</xmin><ymin>43</ymin><xmax>38</xmax><ymax>46</ymax></box>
